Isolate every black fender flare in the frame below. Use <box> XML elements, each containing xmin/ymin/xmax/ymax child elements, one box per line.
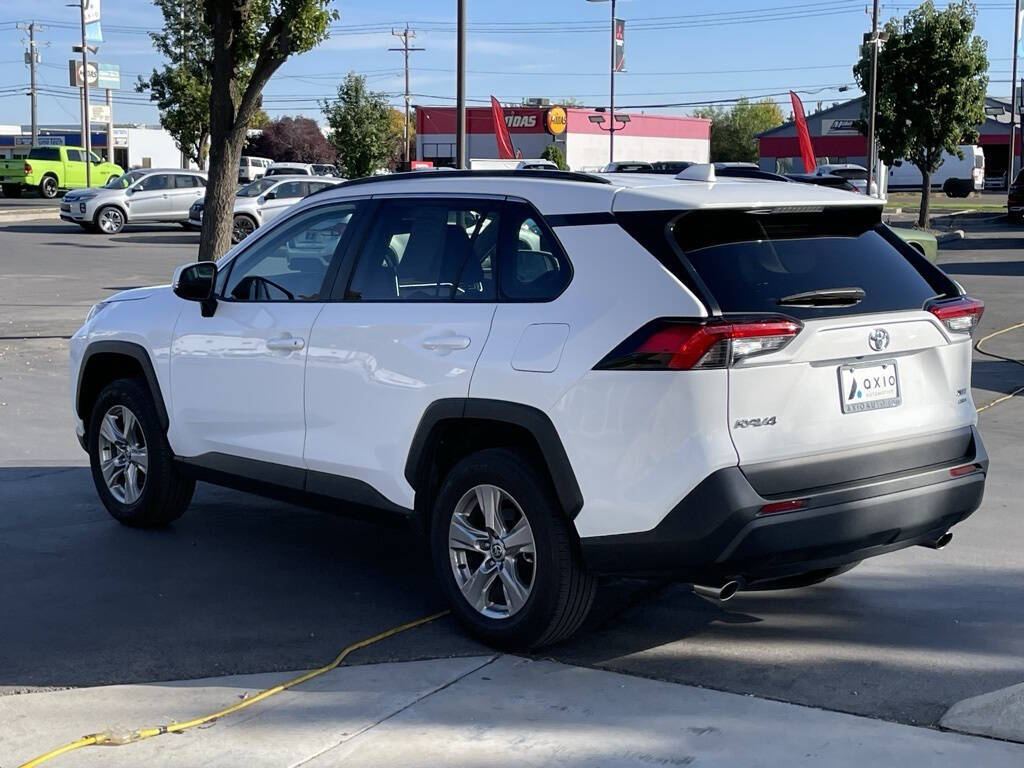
<box><xmin>404</xmin><ymin>398</ymin><xmax>584</xmax><ymax>519</ymax></box>
<box><xmin>76</xmin><ymin>340</ymin><xmax>169</xmax><ymax>432</ymax></box>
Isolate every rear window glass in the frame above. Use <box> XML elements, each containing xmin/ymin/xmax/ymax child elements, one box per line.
<box><xmin>28</xmin><ymin>147</ymin><xmax>61</xmax><ymax>161</ymax></box>
<box><xmin>671</xmin><ymin>208</ymin><xmax>955</xmax><ymax>320</ymax></box>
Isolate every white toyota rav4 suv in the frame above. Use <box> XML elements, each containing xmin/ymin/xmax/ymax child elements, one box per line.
<box><xmin>71</xmin><ymin>168</ymin><xmax>988</xmax><ymax>649</ymax></box>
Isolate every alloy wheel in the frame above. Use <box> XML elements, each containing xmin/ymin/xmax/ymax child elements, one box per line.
<box><xmin>232</xmin><ymin>216</ymin><xmax>255</xmax><ymax>243</ymax></box>
<box><xmin>41</xmin><ymin>177</ymin><xmax>57</xmax><ymax>198</ymax></box>
<box><xmin>98</xmin><ymin>207</ymin><xmax>124</xmax><ymax>234</ymax></box>
<box><xmin>448</xmin><ymin>484</ymin><xmax>536</xmax><ymax>619</ymax></box>
<box><xmin>97</xmin><ymin>404</ymin><xmax>148</xmax><ymax>504</ymax></box>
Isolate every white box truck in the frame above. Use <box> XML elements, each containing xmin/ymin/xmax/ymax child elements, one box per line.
<box><xmin>887</xmin><ymin>145</ymin><xmax>984</xmax><ymax>197</ymax></box>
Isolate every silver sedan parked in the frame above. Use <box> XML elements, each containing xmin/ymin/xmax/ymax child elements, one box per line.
<box><xmin>61</xmin><ymin>169</ymin><xmax>208</xmax><ymax>234</ymax></box>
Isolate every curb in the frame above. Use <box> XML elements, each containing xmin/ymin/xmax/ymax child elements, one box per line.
<box><xmin>936</xmin><ymin>230</ymin><xmax>965</xmax><ymax>244</ymax></box>
<box><xmin>940</xmin><ymin>682</ymin><xmax>1024</xmax><ymax>744</ymax></box>
<box><xmin>0</xmin><ymin>208</ymin><xmax>59</xmax><ymax>224</ymax></box>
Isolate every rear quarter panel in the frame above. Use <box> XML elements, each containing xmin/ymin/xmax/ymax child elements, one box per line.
<box><xmin>469</xmin><ymin>221</ymin><xmax>739</xmax><ymax>537</ymax></box>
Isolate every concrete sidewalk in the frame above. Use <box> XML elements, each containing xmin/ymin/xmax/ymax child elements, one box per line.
<box><xmin>3</xmin><ymin>656</ymin><xmax>1021</xmax><ymax>767</ymax></box>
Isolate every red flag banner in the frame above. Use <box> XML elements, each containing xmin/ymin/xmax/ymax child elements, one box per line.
<box><xmin>789</xmin><ymin>91</ymin><xmax>816</xmax><ymax>173</ymax></box>
<box><xmin>491</xmin><ymin>96</ymin><xmax>516</xmax><ymax>160</ymax></box>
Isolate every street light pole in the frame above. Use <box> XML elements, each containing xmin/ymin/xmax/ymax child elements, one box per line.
<box><xmin>78</xmin><ymin>0</ymin><xmax>92</xmax><ymax>187</ymax></box>
<box><xmin>455</xmin><ymin>0</ymin><xmax>466</xmax><ymax>169</ymax></box>
<box><xmin>866</xmin><ymin>0</ymin><xmax>880</xmax><ymax>198</ymax></box>
<box><xmin>609</xmin><ymin>0</ymin><xmax>616</xmax><ymax>164</ymax></box>
<box><xmin>1009</xmin><ymin>0</ymin><xmax>1021</xmax><ymax>190</ymax></box>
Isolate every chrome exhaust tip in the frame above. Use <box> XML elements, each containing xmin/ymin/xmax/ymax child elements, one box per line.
<box><xmin>920</xmin><ymin>532</ymin><xmax>953</xmax><ymax>550</ymax></box>
<box><xmin>692</xmin><ymin>580</ymin><xmax>741</xmax><ymax>602</ymax></box>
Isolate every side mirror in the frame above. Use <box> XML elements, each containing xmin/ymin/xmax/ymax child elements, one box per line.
<box><xmin>264</xmin><ymin>190</ymin><xmax>277</xmax><ymax>200</ymax></box>
<box><xmin>125</xmin><ymin>187</ymin><xmax>134</xmax><ymax>195</ymax></box>
<box><xmin>173</xmin><ymin>261</ymin><xmax>218</xmax><ymax>317</ymax></box>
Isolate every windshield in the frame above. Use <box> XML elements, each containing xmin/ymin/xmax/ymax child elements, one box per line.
<box><xmin>107</xmin><ymin>170</ymin><xmax>147</xmax><ymax>189</ymax></box>
<box><xmin>237</xmin><ymin>178</ymin><xmax>278</xmax><ymax>197</ymax></box>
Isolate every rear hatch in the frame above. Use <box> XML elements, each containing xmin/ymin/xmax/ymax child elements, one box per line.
<box><xmin>672</xmin><ymin>206</ymin><xmax>980</xmax><ymax>494</ymax></box>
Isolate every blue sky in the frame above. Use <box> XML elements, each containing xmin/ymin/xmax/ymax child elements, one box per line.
<box><xmin>0</xmin><ymin>0</ymin><xmax>1019</xmax><ymax>127</ymax></box>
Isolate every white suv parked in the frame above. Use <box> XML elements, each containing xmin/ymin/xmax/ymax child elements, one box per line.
<box><xmin>188</xmin><ymin>175</ymin><xmax>343</xmax><ymax>243</ymax></box>
<box><xmin>71</xmin><ymin>168</ymin><xmax>988</xmax><ymax>648</ymax></box>
<box><xmin>62</xmin><ymin>169</ymin><xmax>208</xmax><ymax>234</ymax></box>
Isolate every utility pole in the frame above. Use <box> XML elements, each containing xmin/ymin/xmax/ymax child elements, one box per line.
<box><xmin>866</xmin><ymin>0</ymin><xmax>880</xmax><ymax>198</ymax></box>
<box><xmin>456</xmin><ymin>0</ymin><xmax>466</xmax><ymax>168</ymax></box>
<box><xmin>17</xmin><ymin>22</ymin><xmax>44</xmax><ymax>146</ymax></box>
<box><xmin>389</xmin><ymin>24</ymin><xmax>424</xmax><ymax>169</ymax></box>
<box><xmin>76</xmin><ymin>0</ymin><xmax>92</xmax><ymax>187</ymax></box>
<box><xmin>1009</xmin><ymin>0</ymin><xmax>1021</xmax><ymax>190</ymax></box>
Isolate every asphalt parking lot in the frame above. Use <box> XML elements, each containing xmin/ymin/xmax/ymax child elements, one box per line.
<box><xmin>1</xmin><ymin>215</ymin><xmax>1022</xmax><ymax>731</ymax></box>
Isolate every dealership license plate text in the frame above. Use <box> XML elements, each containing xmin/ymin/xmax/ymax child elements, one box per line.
<box><xmin>838</xmin><ymin>360</ymin><xmax>901</xmax><ymax>413</ymax></box>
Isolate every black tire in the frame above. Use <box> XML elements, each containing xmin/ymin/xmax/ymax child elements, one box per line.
<box><xmin>2</xmin><ymin>184</ymin><xmax>21</xmax><ymax>198</ymax></box>
<box><xmin>745</xmin><ymin>561</ymin><xmax>861</xmax><ymax>591</ymax></box>
<box><xmin>231</xmin><ymin>213</ymin><xmax>257</xmax><ymax>243</ymax></box>
<box><xmin>87</xmin><ymin>378</ymin><xmax>194</xmax><ymax>528</ymax></box>
<box><xmin>39</xmin><ymin>175</ymin><xmax>59</xmax><ymax>199</ymax></box>
<box><xmin>430</xmin><ymin>448</ymin><xmax>596</xmax><ymax>650</ymax></box>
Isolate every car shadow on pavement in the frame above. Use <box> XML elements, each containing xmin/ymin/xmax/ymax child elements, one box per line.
<box><xmin>972</xmin><ymin>360</ymin><xmax>1024</xmax><ymax>395</ymax></box>
<box><xmin>547</xmin><ymin>564</ymin><xmax>1024</xmax><ymax>726</ymax></box>
<box><xmin>940</xmin><ymin>259</ymin><xmax>1024</xmax><ymax>276</ymax></box>
<box><xmin>0</xmin><ymin>224</ymin><xmax>80</xmax><ymax>235</ymax></box>
<box><xmin>110</xmin><ymin>232</ymin><xmax>200</xmax><ymax>246</ymax></box>
<box><xmin>939</xmin><ymin>236</ymin><xmax>1024</xmax><ymax>254</ymax></box>
<box><xmin>0</xmin><ymin>466</ymin><xmax>486</xmax><ymax>693</ymax></box>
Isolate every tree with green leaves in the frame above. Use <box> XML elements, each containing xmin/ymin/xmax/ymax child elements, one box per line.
<box><xmin>137</xmin><ymin>0</ymin><xmax>213</xmax><ymax>169</ymax></box>
<box><xmin>194</xmin><ymin>0</ymin><xmax>335</xmax><ymax>261</ymax></box>
<box><xmin>541</xmin><ymin>144</ymin><xmax>568</xmax><ymax>170</ymax></box>
<box><xmin>694</xmin><ymin>98</ymin><xmax>784</xmax><ymax>164</ymax></box>
<box><xmin>854</xmin><ymin>1</ymin><xmax>987</xmax><ymax>226</ymax></box>
<box><xmin>322</xmin><ymin>73</ymin><xmax>400</xmax><ymax>179</ymax></box>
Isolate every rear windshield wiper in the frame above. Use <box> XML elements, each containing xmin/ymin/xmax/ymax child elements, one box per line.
<box><xmin>777</xmin><ymin>287</ymin><xmax>865</xmax><ymax>307</ymax></box>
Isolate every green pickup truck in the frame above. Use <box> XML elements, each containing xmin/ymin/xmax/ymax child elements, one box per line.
<box><xmin>0</xmin><ymin>146</ymin><xmax>123</xmax><ymax>199</ymax></box>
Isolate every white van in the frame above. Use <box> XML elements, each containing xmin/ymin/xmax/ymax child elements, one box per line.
<box><xmin>468</xmin><ymin>158</ymin><xmax>558</xmax><ymax>171</ymax></box>
<box><xmin>887</xmin><ymin>145</ymin><xmax>984</xmax><ymax>197</ymax></box>
<box><xmin>238</xmin><ymin>156</ymin><xmax>271</xmax><ymax>184</ymax></box>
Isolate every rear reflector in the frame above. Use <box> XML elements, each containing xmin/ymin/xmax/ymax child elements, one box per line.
<box><xmin>758</xmin><ymin>499</ymin><xmax>808</xmax><ymax>516</ymax></box>
<box><xmin>949</xmin><ymin>463</ymin><xmax>982</xmax><ymax>478</ymax></box>
<box><xmin>927</xmin><ymin>296</ymin><xmax>984</xmax><ymax>336</ymax></box>
<box><xmin>595</xmin><ymin>316</ymin><xmax>802</xmax><ymax>371</ymax></box>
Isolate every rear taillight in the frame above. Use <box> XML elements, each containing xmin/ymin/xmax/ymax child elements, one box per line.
<box><xmin>23</xmin><ymin>162</ymin><xmax>31</xmax><ymax>174</ymax></box>
<box><xmin>927</xmin><ymin>296</ymin><xmax>984</xmax><ymax>336</ymax></box>
<box><xmin>595</xmin><ymin>316</ymin><xmax>802</xmax><ymax>371</ymax></box>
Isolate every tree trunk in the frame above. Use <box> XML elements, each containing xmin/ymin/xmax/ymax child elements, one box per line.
<box><xmin>918</xmin><ymin>169</ymin><xmax>931</xmax><ymax>228</ymax></box>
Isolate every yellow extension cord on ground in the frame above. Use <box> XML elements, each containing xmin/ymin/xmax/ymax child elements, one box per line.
<box><xmin>974</xmin><ymin>321</ymin><xmax>1024</xmax><ymax>413</ymax></box>
<box><xmin>18</xmin><ymin>610</ymin><xmax>449</xmax><ymax>768</ymax></box>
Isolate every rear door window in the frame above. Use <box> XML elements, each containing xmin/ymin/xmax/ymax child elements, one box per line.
<box><xmin>497</xmin><ymin>202</ymin><xmax>571</xmax><ymax>301</ymax></box>
<box><xmin>671</xmin><ymin>208</ymin><xmax>956</xmax><ymax>320</ymax></box>
<box><xmin>28</xmin><ymin>147</ymin><xmax>61</xmax><ymax>161</ymax></box>
<box><xmin>344</xmin><ymin>198</ymin><xmax>500</xmax><ymax>301</ymax></box>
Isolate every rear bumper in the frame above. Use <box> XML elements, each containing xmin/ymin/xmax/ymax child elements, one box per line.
<box><xmin>581</xmin><ymin>427</ymin><xmax>988</xmax><ymax>581</ymax></box>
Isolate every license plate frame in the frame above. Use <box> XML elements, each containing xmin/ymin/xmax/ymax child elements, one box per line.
<box><xmin>838</xmin><ymin>359</ymin><xmax>901</xmax><ymax>414</ymax></box>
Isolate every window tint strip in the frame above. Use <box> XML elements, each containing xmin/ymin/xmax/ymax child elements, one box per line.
<box><xmin>545</xmin><ymin>211</ymin><xmax>616</xmax><ymax>227</ymax></box>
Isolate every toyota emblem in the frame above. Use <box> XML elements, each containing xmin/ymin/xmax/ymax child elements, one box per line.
<box><xmin>868</xmin><ymin>328</ymin><xmax>890</xmax><ymax>352</ymax></box>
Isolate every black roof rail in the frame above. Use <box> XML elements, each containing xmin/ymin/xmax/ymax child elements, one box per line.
<box><xmin>323</xmin><ymin>169</ymin><xmax>612</xmax><ymax>191</ymax></box>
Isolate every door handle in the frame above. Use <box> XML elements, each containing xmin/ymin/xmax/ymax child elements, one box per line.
<box><xmin>266</xmin><ymin>336</ymin><xmax>305</xmax><ymax>351</ymax></box>
<box><xmin>422</xmin><ymin>335</ymin><xmax>471</xmax><ymax>351</ymax></box>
